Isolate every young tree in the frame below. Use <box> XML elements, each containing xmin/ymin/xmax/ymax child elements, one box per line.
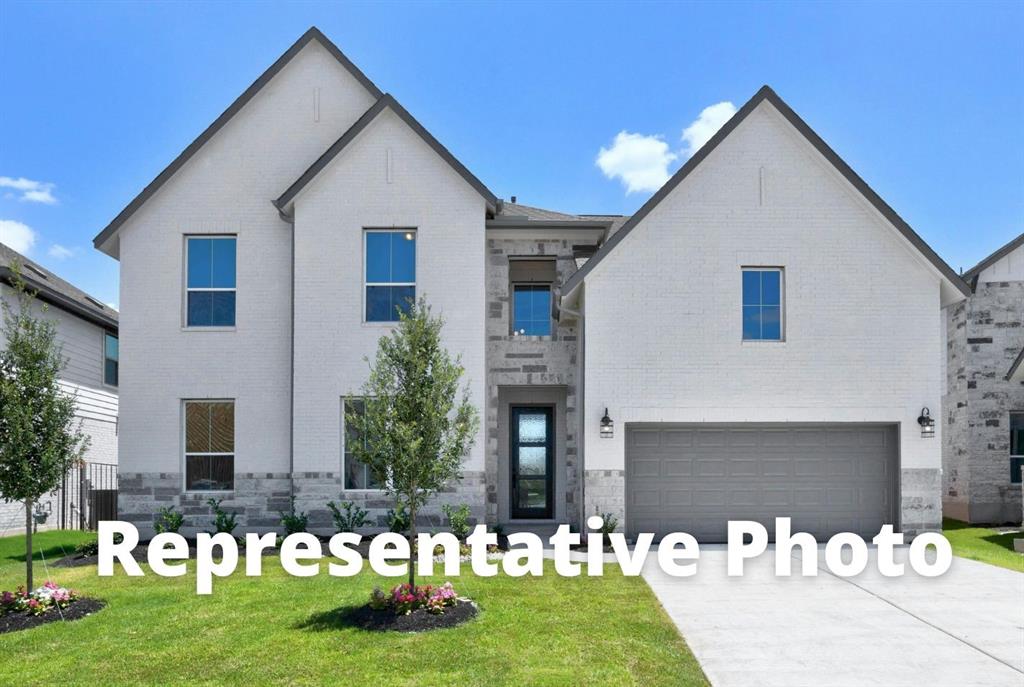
<box><xmin>0</xmin><ymin>264</ymin><xmax>89</xmax><ymax>589</ymax></box>
<box><xmin>348</xmin><ymin>297</ymin><xmax>479</xmax><ymax>587</ymax></box>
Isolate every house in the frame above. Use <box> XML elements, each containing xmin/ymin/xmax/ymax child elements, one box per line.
<box><xmin>943</xmin><ymin>233</ymin><xmax>1024</xmax><ymax>524</ymax></box>
<box><xmin>94</xmin><ymin>27</ymin><xmax>968</xmax><ymax>541</ymax></box>
<box><xmin>0</xmin><ymin>243</ymin><xmax>119</xmax><ymax>535</ymax></box>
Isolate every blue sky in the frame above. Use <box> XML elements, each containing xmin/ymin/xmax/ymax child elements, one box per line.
<box><xmin>1</xmin><ymin>1</ymin><xmax>1021</xmax><ymax>307</ymax></box>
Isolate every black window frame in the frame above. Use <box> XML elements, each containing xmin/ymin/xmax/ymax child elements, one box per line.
<box><xmin>509</xmin><ymin>405</ymin><xmax>554</xmax><ymax>519</ymax></box>
<box><xmin>1010</xmin><ymin>412</ymin><xmax>1024</xmax><ymax>484</ymax></box>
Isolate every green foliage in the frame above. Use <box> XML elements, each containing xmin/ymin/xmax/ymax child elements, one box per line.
<box><xmin>154</xmin><ymin>506</ymin><xmax>184</xmax><ymax>534</ymax></box>
<box><xmin>491</xmin><ymin>523</ymin><xmax>504</xmax><ymax>538</ymax></box>
<box><xmin>207</xmin><ymin>498</ymin><xmax>237</xmax><ymax>535</ymax></box>
<box><xmin>595</xmin><ymin>507</ymin><xmax>619</xmax><ymax>536</ymax></box>
<box><xmin>326</xmin><ymin>500</ymin><xmax>369</xmax><ymax>533</ymax></box>
<box><xmin>279</xmin><ymin>498</ymin><xmax>308</xmax><ymax>536</ymax></box>
<box><xmin>0</xmin><ymin>264</ymin><xmax>90</xmax><ymax>588</ymax></box>
<box><xmin>73</xmin><ymin>533</ymin><xmax>122</xmax><ymax>557</ymax></box>
<box><xmin>386</xmin><ymin>502</ymin><xmax>411</xmax><ymax>534</ymax></box>
<box><xmin>441</xmin><ymin>503</ymin><xmax>472</xmax><ymax>540</ymax></box>
<box><xmin>346</xmin><ymin>297</ymin><xmax>479</xmax><ymax>585</ymax></box>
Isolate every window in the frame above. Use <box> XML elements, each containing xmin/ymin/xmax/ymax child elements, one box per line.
<box><xmin>186</xmin><ymin>236</ymin><xmax>236</xmax><ymax>327</ymax></box>
<box><xmin>103</xmin><ymin>333</ymin><xmax>118</xmax><ymax>386</ymax></box>
<box><xmin>343</xmin><ymin>399</ymin><xmax>381</xmax><ymax>490</ymax></box>
<box><xmin>742</xmin><ymin>268</ymin><xmax>783</xmax><ymax>341</ymax></box>
<box><xmin>1010</xmin><ymin>413</ymin><xmax>1024</xmax><ymax>484</ymax></box>
<box><xmin>513</xmin><ymin>285</ymin><xmax>552</xmax><ymax>336</ymax></box>
<box><xmin>184</xmin><ymin>400</ymin><xmax>234</xmax><ymax>491</ymax></box>
<box><xmin>365</xmin><ymin>230</ymin><xmax>415</xmax><ymax>322</ymax></box>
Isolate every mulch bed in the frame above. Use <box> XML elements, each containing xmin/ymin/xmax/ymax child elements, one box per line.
<box><xmin>346</xmin><ymin>599</ymin><xmax>478</xmax><ymax>633</ymax></box>
<box><xmin>0</xmin><ymin>598</ymin><xmax>106</xmax><ymax>634</ymax></box>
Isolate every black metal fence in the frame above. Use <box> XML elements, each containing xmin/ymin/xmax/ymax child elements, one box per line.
<box><xmin>54</xmin><ymin>462</ymin><xmax>118</xmax><ymax>530</ymax></box>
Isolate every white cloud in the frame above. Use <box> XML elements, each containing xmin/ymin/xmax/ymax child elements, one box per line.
<box><xmin>48</xmin><ymin>244</ymin><xmax>74</xmax><ymax>260</ymax></box>
<box><xmin>681</xmin><ymin>101</ymin><xmax>737</xmax><ymax>157</ymax></box>
<box><xmin>596</xmin><ymin>131</ymin><xmax>679</xmax><ymax>194</ymax></box>
<box><xmin>0</xmin><ymin>176</ymin><xmax>57</xmax><ymax>204</ymax></box>
<box><xmin>0</xmin><ymin>219</ymin><xmax>38</xmax><ymax>255</ymax></box>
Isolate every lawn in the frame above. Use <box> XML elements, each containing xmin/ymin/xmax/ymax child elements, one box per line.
<box><xmin>0</xmin><ymin>531</ymin><xmax>706</xmax><ymax>686</ymax></box>
<box><xmin>944</xmin><ymin>518</ymin><xmax>1024</xmax><ymax>573</ymax></box>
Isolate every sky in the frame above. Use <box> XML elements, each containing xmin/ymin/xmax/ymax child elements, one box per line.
<box><xmin>1</xmin><ymin>1</ymin><xmax>1021</xmax><ymax>308</ymax></box>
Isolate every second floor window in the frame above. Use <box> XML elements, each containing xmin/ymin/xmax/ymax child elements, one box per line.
<box><xmin>513</xmin><ymin>285</ymin><xmax>552</xmax><ymax>336</ymax></box>
<box><xmin>184</xmin><ymin>400</ymin><xmax>234</xmax><ymax>491</ymax></box>
<box><xmin>365</xmin><ymin>230</ymin><xmax>416</xmax><ymax>322</ymax></box>
<box><xmin>742</xmin><ymin>267</ymin><xmax>783</xmax><ymax>341</ymax></box>
<box><xmin>103</xmin><ymin>333</ymin><xmax>118</xmax><ymax>386</ymax></box>
<box><xmin>186</xmin><ymin>236</ymin><xmax>236</xmax><ymax>327</ymax></box>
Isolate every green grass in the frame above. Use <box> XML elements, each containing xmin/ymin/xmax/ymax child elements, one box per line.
<box><xmin>943</xmin><ymin>518</ymin><xmax>1024</xmax><ymax>572</ymax></box>
<box><xmin>0</xmin><ymin>532</ymin><xmax>706</xmax><ymax>686</ymax></box>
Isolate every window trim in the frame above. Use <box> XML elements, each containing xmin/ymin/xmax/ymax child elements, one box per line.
<box><xmin>102</xmin><ymin>331</ymin><xmax>118</xmax><ymax>388</ymax></box>
<box><xmin>362</xmin><ymin>228</ymin><xmax>417</xmax><ymax>325</ymax></box>
<box><xmin>341</xmin><ymin>397</ymin><xmax>385</xmax><ymax>492</ymax></box>
<box><xmin>182</xmin><ymin>398</ymin><xmax>235</xmax><ymax>494</ymax></box>
<box><xmin>740</xmin><ymin>266</ymin><xmax>785</xmax><ymax>342</ymax></box>
<box><xmin>511</xmin><ymin>283</ymin><xmax>553</xmax><ymax>337</ymax></box>
<box><xmin>1009</xmin><ymin>412</ymin><xmax>1024</xmax><ymax>484</ymax></box>
<box><xmin>183</xmin><ymin>234</ymin><xmax>237</xmax><ymax>329</ymax></box>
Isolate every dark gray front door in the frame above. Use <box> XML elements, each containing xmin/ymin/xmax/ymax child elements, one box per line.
<box><xmin>626</xmin><ymin>423</ymin><xmax>899</xmax><ymax>542</ymax></box>
<box><xmin>510</xmin><ymin>406</ymin><xmax>553</xmax><ymax>519</ymax></box>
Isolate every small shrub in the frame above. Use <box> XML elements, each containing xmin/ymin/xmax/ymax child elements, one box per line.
<box><xmin>386</xmin><ymin>502</ymin><xmax>411</xmax><ymax>534</ymax></box>
<box><xmin>595</xmin><ymin>506</ymin><xmax>619</xmax><ymax>536</ymax></box>
<box><xmin>441</xmin><ymin>503</ymin><xmax>472</xmax><ymax>540</ymax></box>
<box><xmin>367</xmin><ymin>581</ymin><xmax>459</xmax><ymax>615</ymax></box>
<box><xmin>326</xmin><ymin>500</ymin><xmax>369</xmax><ymax>533</ymax></box>
<box><xmin>207</xmin><ymin>498</ymin><xmax>238</xmax><ymax>535</ymax></box>
<box><xmin>154</xmin><ymin>506</ymin><xmax>185</xmax><ymax>534</ymax></box>
<box><xmin>73</xmin><ymin>533</ymin><xmax>122</xmax><ymax>558</ymax></box>
<box><xmin>1</xmin><ymin>582</ymin><xmax>79</xmax><ymax>617</ymax></box>
<box><xmin>279</xmin><ymin>498</ymin><xmax>309</xmax><ymax>536</ymax></box>
<box><xmin>491</xmin><ymin>523</ymin><xmax>505</xmax><ymax>538</ymax></box>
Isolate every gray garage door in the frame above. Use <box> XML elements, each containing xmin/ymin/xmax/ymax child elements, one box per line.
<box><xmin>626</xmin><ymin>424</ymin><xmax>899</xmax><ymax>542</ymax></box>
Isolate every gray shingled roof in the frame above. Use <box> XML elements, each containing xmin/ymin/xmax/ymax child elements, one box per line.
<box><xmin>497</xmin><ymin>202</ymin><xmax>630</xmax><ymax>229</ymax></box>
<box><xmin>0</xmin><ymin>242</ymin><xmax>118</xmax><ymax>329</ymax></box>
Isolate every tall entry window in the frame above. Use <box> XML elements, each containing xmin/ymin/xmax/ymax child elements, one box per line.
<box><xmin>186</xmin><ymin>236</ymin><xmax>236</xmax><ymax>327</ymax></box>
<box><xmin>1010</xmin><ymin>413</ymin><xmax>1024</xmax><ymax>484</ymax></box>
<box><xmin>510</xmin><ymin>406</ymin><xmax>554</xmax><ymax>519</ymax></box>
<box><xmin>365</xmin><ymin>230</ymin><xmax>416</xmax><ymax>322</ymax></box>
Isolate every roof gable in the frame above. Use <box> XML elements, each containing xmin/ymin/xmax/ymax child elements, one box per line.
<box><xmin>93</xmin><ymin>27</ymin><xmax>382</xmax><ymax>255</ymax></box>
<box><xmin>962</xmin><ymin>232</ymin><xmax>1024</xmax><ymax>290</ymax></box>
<box><xmin>561</xmin><ymin>86</ymin><xmax>971</xmax><ymax>301</ymax></box>
<box><xmin>274</xmin><ymin>94</ymin><xmax>497</xmax><ymax>213</ymax></box>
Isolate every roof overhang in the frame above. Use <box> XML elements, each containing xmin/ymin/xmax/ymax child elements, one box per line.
<box><xmin>962</xmin><ymin>232</ymin><xmax>1024</xmax><ymax>291</ymax></box>
<box><xmin>0</xmin><ymin>266</ymin><xmax>118</xmax><ymax>331</ymax></box>
<box><xmin>485</xmin><ymin>218</ymin><xmax>611</xmax><ymax>242</ymax></box>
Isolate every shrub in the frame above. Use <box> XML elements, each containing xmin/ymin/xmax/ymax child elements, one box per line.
<box><xmin>279</xmin><ymin>498</ymin><xmax>308</xmax><ymax>536</ymax></box>
<box><xmin>154</xmin><ymin>506</ymin><xmax>184</xmax><ymax>534</ymax></box>
<box><xmin>441</xmin><ymin>503</ymin><xmax>472</xmax><ymax>540</ymax></box>
<box><xmin>367</xmin><ymin>581</ymin><xmax>459</xmax><ymax>615</ymax></box>
<box><xmin>326</xmin><ymin>500</ymin><xmax>369</xmax><ymax>533</ymax></box>
<box><xmin>1</xmin><ymin>582</ymin><xmax>79</xmax><ymax>617</ymax></box>
<box><xmin>207</xmin><ymin>498</ymin><xmax>238</xmax><ymax>535</ymax></box>
<box><xmin>595</xmin><ymin>507</ymin><xmax>619</xmax><ymax>536</ymax></box>
<box><xmin>74</xmin><ymin>533</ymin><xmax>122</xmax><ymax>557</ymax></box>
<box><xmin>491</xmin><ymin>523</ymin><xmax>505</xmax><ymax>538</ymax></box>
<box><xmin>386</xmin><ymin>502</ymin><xmax>411</xmax><ymax>534</ymax></box>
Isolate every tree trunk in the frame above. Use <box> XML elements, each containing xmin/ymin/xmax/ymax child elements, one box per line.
<box><xmin>25</xmin><ymin>497</ymin><xmax>33</xmax><ymax>590</ymax></box>
<box><xmin>408</xmin><ymin>501</ymin><xmax>417</xmax><ymax>588</ymax></box>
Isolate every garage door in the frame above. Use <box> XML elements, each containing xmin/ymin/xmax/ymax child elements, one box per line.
<box><xmin>626</xmin><ymin>424</ymin><xmax>899</xmax><ymax>542</ymax></box>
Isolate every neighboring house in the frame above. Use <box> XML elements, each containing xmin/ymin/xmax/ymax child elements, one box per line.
<box><xmin>94</xmin><ymin>27</ymin><xmax>968</xmax><ymax>541</ymax></box>
<box><xmin>943</xmin><ymin>233</ymin><xmax>1024</xmax><ymax>524</ymax></box>
<box><xmin>0</xmin><ymin>243</ymin><xmax>119</xmax><ymax>534</ymax></box>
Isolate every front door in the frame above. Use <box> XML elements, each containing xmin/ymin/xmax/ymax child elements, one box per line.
<box><xmin>510</xmin><ymin>406</ymin><xmax>554</xmax><ymax>519</ymax></box>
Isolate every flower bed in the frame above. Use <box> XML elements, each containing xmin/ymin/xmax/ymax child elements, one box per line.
<box><xmin>0</xmin><ymin>582</ymin><xmax>104</xmax><ymax>634</ymax></box>
<box><xmin>351</xmin><ymin>581</ymin><xmax>477</xmax><ymax>632</ymax></box>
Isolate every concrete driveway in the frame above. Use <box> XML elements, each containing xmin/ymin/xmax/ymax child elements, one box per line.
<box><xmin>642</xmin><ymin>546</ymin><xmax>1024</xmax><ymax>687</ymax></box>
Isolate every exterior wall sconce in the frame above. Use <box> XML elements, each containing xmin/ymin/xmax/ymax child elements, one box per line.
<box><xmin>600</xmin><ymin>408</ymin><xmax>614</xmax><ymax>439</ymax></box>
<box><xmin>917</xmin><ymin>408</ymin><xmax>935</xmax><ymax>438</ymax></box>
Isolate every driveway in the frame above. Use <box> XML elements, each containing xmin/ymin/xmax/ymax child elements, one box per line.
<box><xmin>642</xmin><ymin>546</ymin><xmax>1024</xmax><ymax>687</ymax></box>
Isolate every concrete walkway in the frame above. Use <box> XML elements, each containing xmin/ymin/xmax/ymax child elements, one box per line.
<box><xmin>641</xmin><ymin>546</ymin><xmax>1024</xmax><ymax>687</ymax></box>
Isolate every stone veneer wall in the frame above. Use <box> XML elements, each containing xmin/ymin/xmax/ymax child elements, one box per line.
<box><xmin>583</xmin><ymin>470</ymin><xmax>625</xmax><ymax>532</ymax></box>
<box><xmin>120</xmin><ymin>471</ymin><xmax>486</xmax><ymax>537</ymax></box>
<box><xmin>485</xmin><ymin>236</ymin><xmax>596</xmax><ymax>529</ymax></box>
<box><xmin>943</xmin><ymin>281</ymin><xmax>1024</xmax><ymax>524</ymax></box>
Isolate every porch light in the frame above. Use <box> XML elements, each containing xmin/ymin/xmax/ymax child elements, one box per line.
<box><xmin>917</xmin><ymin>408</ymin><xmax>935</xmax><ymax>438</ymax></box>
<box><xmin>600</xmin><ymin>408</ymin><xmax>614</xmax><ymax>439</ymax></box>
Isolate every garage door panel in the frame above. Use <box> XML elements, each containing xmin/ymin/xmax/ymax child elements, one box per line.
<box><xmin>626</xmin><ymin>424</ymin><xmax>898</xmax><ymax>542</ymax></box>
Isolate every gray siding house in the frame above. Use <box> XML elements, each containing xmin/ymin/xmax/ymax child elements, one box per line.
<box><xmin>943</xmin><ymin>233</ymin><xmax>1024</xmax><ymax>524</ymax></box>
<box><xmin>0</xmin><ymin>243</ymin><xmax>119</xmax><ymax>535</ymax></box>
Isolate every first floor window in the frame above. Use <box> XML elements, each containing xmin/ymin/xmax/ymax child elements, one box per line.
<box><xmin>343</xmin><ymin>399</ymin><xmax>381</xmax><ymax>490</ymax></box>
<box><xmin>185</xmin><ymin>400</ymin><xmax>234</xmax><ymax>491</ymax></box>
<box><xmin>512</xmin><ymin>284</ymin><xmax>552</xmax><ymax>336</ymax></box>
<box><xmin>1010</xmin><ymin>413</ymin><xmax>1024</xmax><ymax>484</ymax></box>
<box><xmin>742</xmin><ymin>267</ymin><xmax>784</xmax><ymax>341</ymax></box>
<box><xmin>186</xmin><ymin>236</ymin><xmax>236</xmax><ymax>327</ymax></box>
<box><xmin>365</xmin><ymin>230</ymin><xmax>416</xmax><ymax>322</ymax></box>
<box><xmin>103</xmin><ymin>333</ymin><xmax>118</xmax><ymax>386</ymax></box>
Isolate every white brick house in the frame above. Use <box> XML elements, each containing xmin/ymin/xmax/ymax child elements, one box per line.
<box><xmin>95</xmin><ymin>27</ymin><xmax>968</xmax><ymax>540</ymax></box>
<box><xmin>0</xmin><ymin>244</ymin><xmax>119</xmax><ymax>534</ymax></box>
